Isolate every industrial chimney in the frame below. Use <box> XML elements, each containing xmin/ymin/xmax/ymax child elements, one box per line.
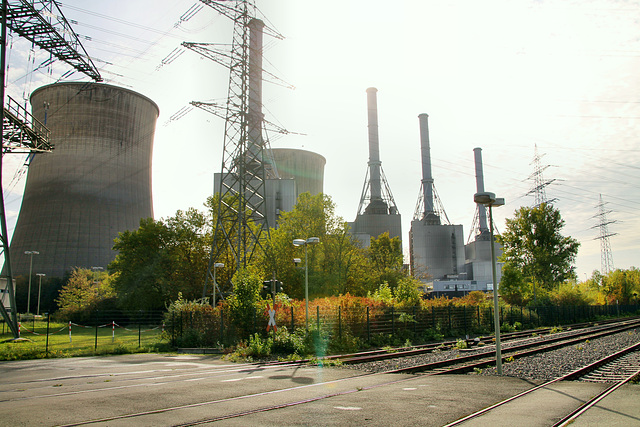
<box><xmin>349</xmin><ymin>87</ymin><xmax>401</xmax><ymax>248</ymax></box>
<box><xmin>473</xmin><ymin>147</ymin><xmax>489</xmax><ymax>235</ymax></box>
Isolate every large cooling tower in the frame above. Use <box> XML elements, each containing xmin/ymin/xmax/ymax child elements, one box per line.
<box><xmin>270</xmin><ymin>148</ymin><xmax>326</xmax><ymax>198</ymax></box>
<box><xmin>9</xmin><ymin>82</ymin><xmax>158</xmax><ymax>278</ymax></box>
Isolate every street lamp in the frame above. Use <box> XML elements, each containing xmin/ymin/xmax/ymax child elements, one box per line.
<box><xmin>293</xmin><ymin>237</ymin><xmax>320</xmax><ymax>328</ymax></box>
<box><xmin>36</xmin><ymin>273</ymin><xmax>46</xmax><ymax>316</ymax></box>
<box><xmin>212</xmin><ymin>263</ymin><xmax>224</xmax><ymax>307</ymax></box>
<box><xmin>91</xmin><ymin>266</ymin><xmax>103</xmax><ymax>284</ymax></box>
<box><xmin>474</xmin><ymin>192</ymin><xmax>505</xmax><ymax>375</ymax></box>
<box><xmin>24</xmin><ymin>251</ymin><xmax>39</xmax><ymax>314</ymax></box>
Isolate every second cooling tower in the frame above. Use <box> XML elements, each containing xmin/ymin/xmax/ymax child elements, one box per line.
<box><xmin>9</xmin><ymin>82</ymin><xmax>158</xmax><ymax>278</ymax></box>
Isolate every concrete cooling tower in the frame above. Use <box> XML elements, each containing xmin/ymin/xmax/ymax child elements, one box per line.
<box><xmin>9</xmin><ymin>82</ymin><xmax>158</xmax><ymax>278</ymax></box>
<box><xmin>270</xmin><ymin>148</ymin><xmax>326</xmax><ymax>198</ymax></box>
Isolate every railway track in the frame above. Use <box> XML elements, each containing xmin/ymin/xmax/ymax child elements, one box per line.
<box><xmin>2</xmin><ymin>318</ymin><xmax>637</xmax><ymax>426</ymax></box>
<box><xmin>443</xmin><ymin>342</ymin><xmax>640</xmax><ymax>426</ymax></box>
<box><xmin>344</xmin><ymin>317</ymin><xmax>640</xmax><ymax>374</ymax></box>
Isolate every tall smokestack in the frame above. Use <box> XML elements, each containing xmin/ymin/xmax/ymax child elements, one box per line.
<box><xmin>248</xmin><ymin>19</ymin><xmax>265</xmax><ymax>170</ymax></box>
<box><xmin>366</xmin><ymin>87</ymin><xmax>382</xmax><ymax>201</ymax></box>
<box><xmin>473</xmin><ymin>147</ymin><xmax>489</xmax><ymax>233</ymax></box>
<box><xmin>418</xmin><ymin>113</ymin><xmax>435</xmax><ymax>216</ymax></box>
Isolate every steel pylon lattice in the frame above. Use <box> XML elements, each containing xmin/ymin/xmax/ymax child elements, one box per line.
<box><xmin>1</xmin><ymin>0</ymin><xmax>99</xmax><ymax>337</ymax></box>
<box><xmin>191</xmin><ymin>1</ymin><xmax>274</xmax><ymax>300</ymax></box>
<box><xmin>592</xmin><ymin>194</ymin><xmax>616</xmax><ymax>275</ymax></box>
<box><xmin>526</xmin><ymin>144</ymin><xmax>557</xmax><ymax>207</ymax></box>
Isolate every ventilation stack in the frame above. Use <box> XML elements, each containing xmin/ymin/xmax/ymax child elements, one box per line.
<box><xmin>464</xmin><ymin>147</ymin><xmax>503</xmax><ymax>285</ymax></box>
<box><xmin>409</xmin><ymin>113</ymin><xmax>465</xmax><ymax>282</ymax></box>
<box><xmin>348</xmin><ymin>88</ymin><xmax>401</xmax><ymax>248</ymax></box>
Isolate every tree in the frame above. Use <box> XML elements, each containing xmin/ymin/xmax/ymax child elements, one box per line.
<box><xmin>602</xmin><ymin>268</ymin><xmax>640</xmax><ymax>305</ymax></box>
<box><xmin>368</xmin><ymin>232</ymin><xmax>404</xmax><ymax>289</ymax></box>
<box><xmin>110</xmin><ymin>208</ymin><xmax>212</xmax><ymax>311</ymax></box>
<box><xmin>498</xmin><ymin>203</ymin><xmax>580</xmax><ymax>294</ymax></box>
<box><xmin>227</xmin><ymin>266</ymin><xmax>263</xmax><ymax>336</ymax></box>
<box><xmin>56</xmin><ymin>268</ymin><xmax>116</xmax><ymax>321</ymax></box>
<box><xmin>257</xmin><ymin>193</ymin><xmax>373</xmax><ymax>298</ymax></box>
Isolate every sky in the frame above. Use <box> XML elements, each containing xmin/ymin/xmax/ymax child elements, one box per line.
<box><xmin>3</xmin><ymin>0</ymin><xmax>639</xmax><ymax>281</ymax></box>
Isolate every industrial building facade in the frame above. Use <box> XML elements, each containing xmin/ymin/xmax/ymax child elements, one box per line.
<box><xmin>8</xmin><ymin>82</ymin><xmax>158</xmax><ymax>278</ymax></box>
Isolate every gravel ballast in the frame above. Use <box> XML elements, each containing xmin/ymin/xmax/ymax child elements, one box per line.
<box><xmin>349</xmin><ymin>327</ymin><xmax>640</xmax><ymax>381</ymax></box>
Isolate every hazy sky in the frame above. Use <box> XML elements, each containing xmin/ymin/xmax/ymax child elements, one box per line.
<box><xmin>4</xmin><ymin>0</ymin><xmax>639</xmax><ymax>280</ymax></box>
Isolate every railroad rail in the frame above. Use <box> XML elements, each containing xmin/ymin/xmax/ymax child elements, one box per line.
<box><xmin>443</xmin><ymin>342</ymin><xmax>640</xmax><ymax>426</ymax></box>
<box><xmin>342</xmin><ymin>317</ymin><xmax>640</xmax><ymax>373</ymax></box>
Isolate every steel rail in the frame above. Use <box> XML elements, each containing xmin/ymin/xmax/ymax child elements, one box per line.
<box><xmin>443</xmin><ymin>341</ymin><xmax>640</xmax><ymax>426</ymax></box>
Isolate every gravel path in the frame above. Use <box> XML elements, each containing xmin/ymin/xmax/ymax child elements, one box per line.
<box><xmin>349</xmin><ymin>326</ymin><xmax>640</xmax><ymax>381</ymax></box>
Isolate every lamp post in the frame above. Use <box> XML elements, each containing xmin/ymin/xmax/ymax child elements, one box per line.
<box><xmin>24</xmin><ymin>251</ymin><xmax>39</xmax><ymax>314</ymax></box>
<box><xmin>212</xmin><ymin>262</ymin><xmax>224</xmax><ymax>307</ymax></box>
<box><xmin>474</xmin><ymin>192</ymin><xmax>505</xmax><ymax>375</ymax></box>
<box><xmin>91</xmin><ymin>266</ymin><xmax>103</xmax><ymax>284</ymax></box>
<box><xmin>36</xmin><ymin>273</ymin><xmax>46</xmax><ymax>316</ymax></box>
<box><xmin>293</xmin><ymin>237</ymin><xmax>320</xmax><ymax>329</ymax></box>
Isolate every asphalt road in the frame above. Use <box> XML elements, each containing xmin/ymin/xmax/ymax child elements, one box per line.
<box><xmin>0</xmin><ymin>353</ymin><xmax>637</xmax><ymax>426</ymax></box>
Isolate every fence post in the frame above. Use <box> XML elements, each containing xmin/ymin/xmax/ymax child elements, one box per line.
<box><xmin>138</xmin><ymin>321</ymin><xmax>142</xmax><ymax>348</ymax></box>
<box><xmin>338</xmin><ymin>306</ymin><xmax>342</xmax><ymax>340</ymax></box>
<box><xmin>447</xmin><ymin>305</ymin><xmax>452</xmax><ymax>333</ymax></box>
<box><xmin>367</xmin><ymin>306</ymin><xmax>370</xmax><ymax>343</ymax></box>
<box><xmin>220</xmin><ymin>307</ymin><xmax>224</xmax><ymax>344</ymax></box>
<box><xmin>291</xmin><ymin>306</ymin><xmax>294</xmax><ymax>332</ymax></box>
<box><xmin>94</xmin><ymin>311</ymin><xmax>99</xmax><ymax>351</ymax></box>
<box><xmin>463</xmin><ymin>306</ymin><xmax>467</xmax><ymax>337</ymax></box>
<box><xmin>45</xmin><ymin>313</ymin><xmax>50</xmax><ymax>356</ymax></box>
<box><xmin>316</xmin><ymin>305</ymin><xmax>320</xmax><ymax>332</ymax></box>
<box><xmin>391</xmin><ymin>306</ymin><xmax>395</xmax><ymax>336</ymax></box>
<box><xmin>431</xmin><ymin>306</ymin><xmax>435</xmax><ymax>330</ymax></box>
<box><xmin>413</xmin><ymin>306</ymin><xmax>417</xmax><ymax>335</ymax></box>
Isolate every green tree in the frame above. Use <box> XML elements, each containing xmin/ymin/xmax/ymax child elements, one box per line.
<box><xmin>227</xmin><ymin>266</ymin><xmax>263</xmax><ymax>336</ymax></box>
<box><xmin>602</xmin><ymin>268</ymin><xmax>640</xmax><ymax>305</ymax></box>
<box><xmin>498</xmin><ymin>203</ymin><xmax>580</xmax><ymax>296</ymax></box>
<box><xmin>258</xmin><ymin>192</ymin><xmax>372</xmax><ymax>298</ymax></box>
<box><xmin>368</xmin><ymin>232</ymin><xmax>404</xmax><ymax>289</ymax></box>
<box><xmin>110</xmin><ymin>208</ymin><xmax>212</xmax><ymax>311</ymax></box>
<box><xmin>56</xmin><ymin>268</ymin><xmax>116</xmax><ymax>321</ymax></box>
<box><xmin>394</xmin><ymin>276</ymin><xmax>423</xmax><ymax>306</ymax></box>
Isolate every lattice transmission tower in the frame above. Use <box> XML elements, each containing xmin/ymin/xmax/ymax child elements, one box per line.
<box><xmin>1</xmin><ymin>0</ymin><xmax>101</xmax><ymax>337</ymax></box>
<box><xmin>526</xmin><ymin>144</ymin><xmax>556</xmax><ymax>206</ymax></box>
<box><xmin>592</xmin><ymin>194</ymin><xmax>616</xmax><ymax>275</ymax></box>
<box><xmin>183</xmin><ymin>0</ymin><xmax>281</xmax><ymax>301</ymax></box>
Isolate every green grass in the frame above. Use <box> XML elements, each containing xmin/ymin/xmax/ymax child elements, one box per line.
<box><xmin>0</xmin><ymin>320</ymin><xmax>169</xmax><ymax>360</ymax></box>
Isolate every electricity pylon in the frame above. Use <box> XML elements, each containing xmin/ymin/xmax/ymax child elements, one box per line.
<box><xmin>1</xmin><ymin>0</ymin><xmax>101</xmax><ymax>337</ymax></box>
<box><xmin>592</xmin><ymin>194</ymin><xmax>616</xmax><ymax>275</ymax></box>
<box><xmin>186</xmin><ymin>1</ymin><xmax>279</xmax><ymax>301</ymax></box>
<box><xmin>526</xmin><ymin>144</ymin><xmax>556</xmax><ymax>207</ymax></box>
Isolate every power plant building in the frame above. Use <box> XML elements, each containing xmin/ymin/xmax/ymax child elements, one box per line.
<box><xmin>8</xmin><ymin>82</ymin><xmax>158</xmax><ymax>278</ymax></box>
<box><xmin>214</xmin><ymin>148</ymin><xmax>326</xmax><ymax>229</ymax></box>
<box><xmin>410</xmin><ymin>114</ymin><xmax>465</xmax><ymax>282</ymax></box>
<box><xmin>463</xmin><ymin>147</ymin><xmax>503</xmax><ymax>286</ymax></box>
<box><xmin>349</xmin><ymin>88</ymin><xmax>402</xmax><ymax>247</ymax></box>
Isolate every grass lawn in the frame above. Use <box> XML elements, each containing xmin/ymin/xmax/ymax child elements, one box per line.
<box><xmin>0</xmin><ymin>319</ymin><xmax>170</xmax><ymax>360</ymax></box>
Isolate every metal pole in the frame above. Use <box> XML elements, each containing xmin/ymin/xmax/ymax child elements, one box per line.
<box><xmin>27</xmin><ymin>253</ymin><xmax>34</xmax><ymax>313</ymax></box>
<box><xmin>489</xmin><ymin>204</ymin><xmax>502</xmax><ymax>374</ymax></box>
<box><xmin>213</xmin><ymin>266</ymin><xmax>217</xmax><ymax>307</ymax></box>
<box><xmin>36</xmin><ymin>273</ymin><xmax>45</xmax><ymax>316</ymax></box>
<box><xmin>305</xmin><ymin>244</ymin><xmax>309</xmax><ymax>329</ymax></box>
